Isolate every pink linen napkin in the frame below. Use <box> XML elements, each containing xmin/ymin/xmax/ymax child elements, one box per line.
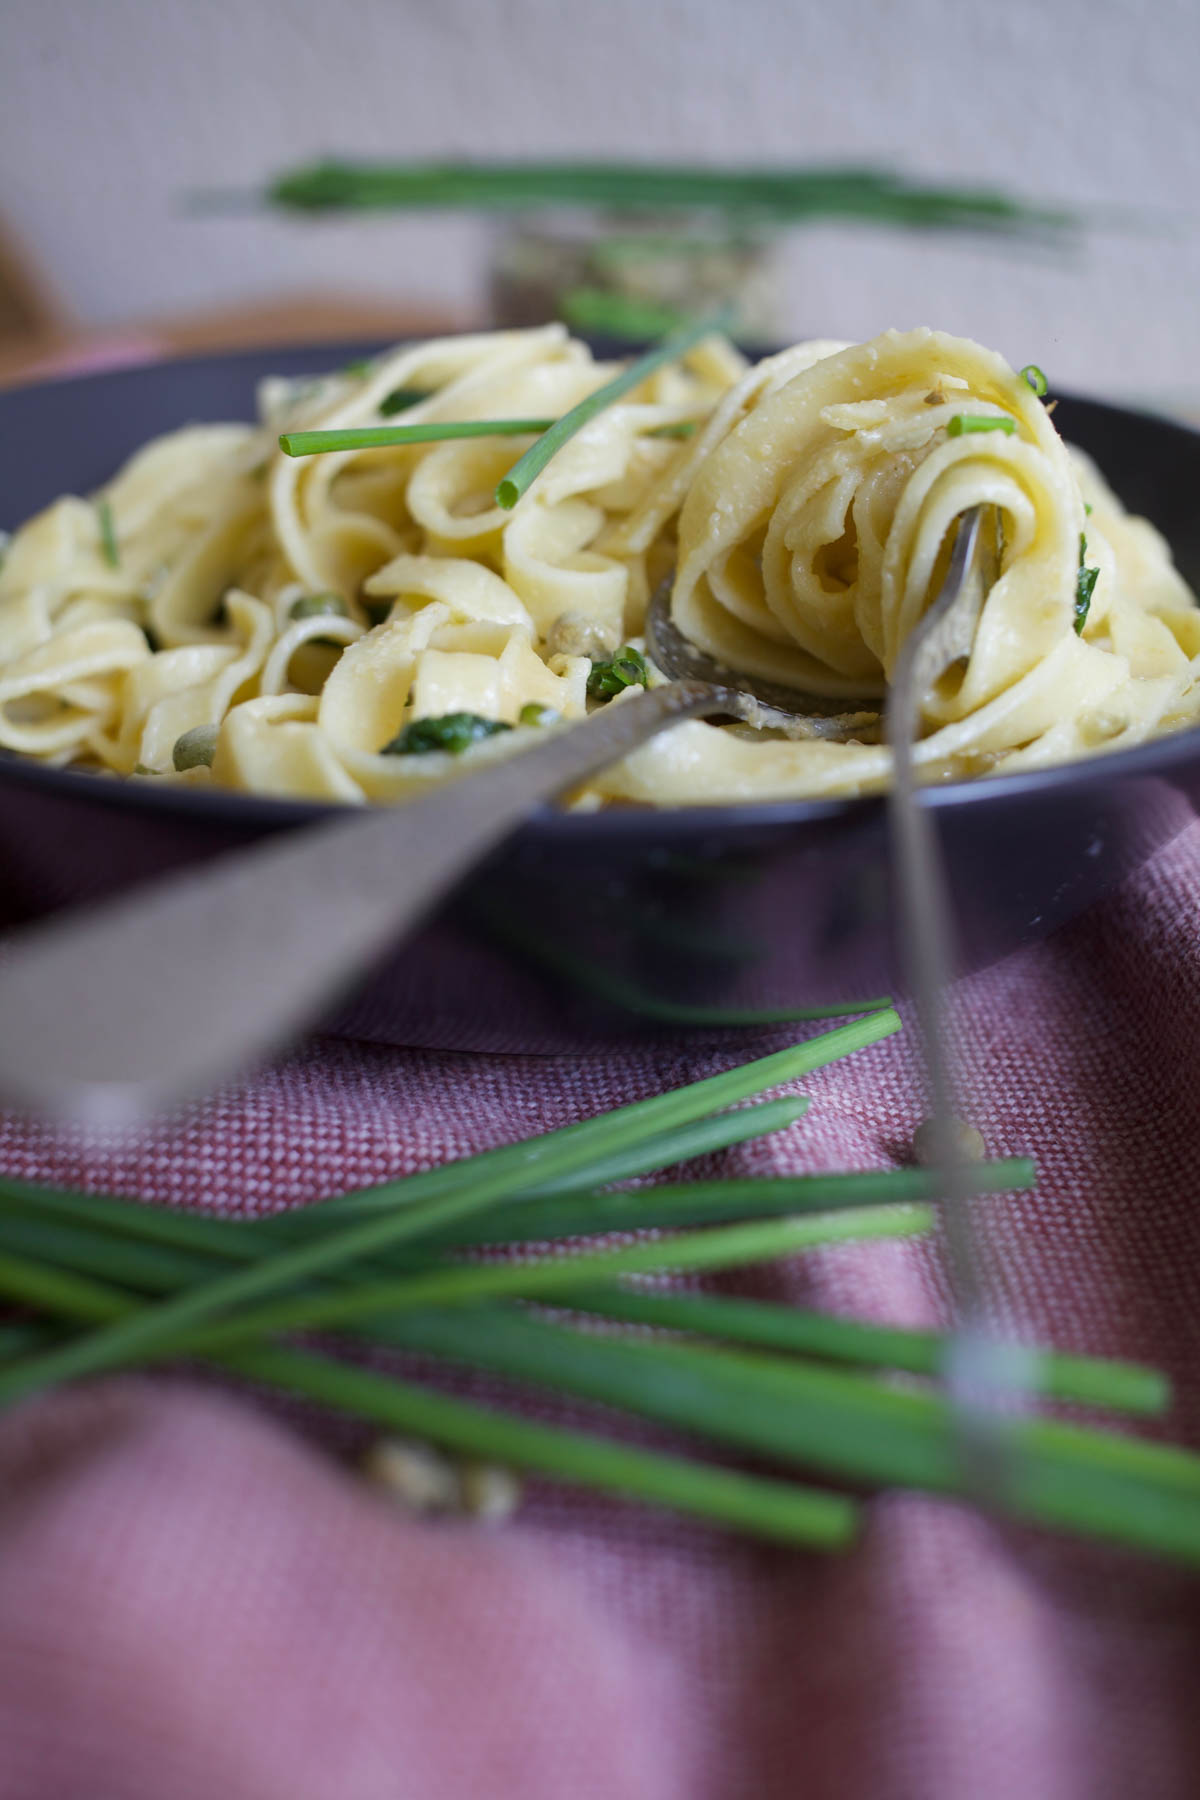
<box><xmin>2</xmin><ymin>819</ymin><xmax>1200</xmax><ymax>1799</ymax></box>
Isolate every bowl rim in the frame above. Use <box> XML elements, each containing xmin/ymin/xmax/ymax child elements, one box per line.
<box><xmin>6</xmin><ymin>714</ymin><xmax>1200</xmax><ymax>842</ymax></box>
<box><xmin>4</xmin><ymin>337</ymin><xmax>1200</xmax><ymax>842</ymax></box>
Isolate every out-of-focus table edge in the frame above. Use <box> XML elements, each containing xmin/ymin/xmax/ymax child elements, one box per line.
<box><xmin>0</xmin><ymin>294</ymin><xmax>477</xmax><ymax>391</ymax></box>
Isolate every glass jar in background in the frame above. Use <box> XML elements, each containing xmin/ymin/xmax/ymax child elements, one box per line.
<box><xmin>487</xmin><ymin>211</ymin><xmax>783</xmax><ymax>341</ymax></box>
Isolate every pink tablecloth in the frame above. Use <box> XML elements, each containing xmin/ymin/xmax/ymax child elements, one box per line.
<box><xmin>2</xmin><ymin>819</ymin><xmax>1200</xmax><ymax>1799</ymax></box>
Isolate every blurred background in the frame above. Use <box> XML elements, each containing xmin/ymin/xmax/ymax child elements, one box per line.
<box><xmin>0</xmin><ymin>0</ymin><xmax>1197</xmax><ymax>397</ymax></box>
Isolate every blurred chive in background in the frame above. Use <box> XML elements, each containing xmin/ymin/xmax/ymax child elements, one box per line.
<box><xmin>0</xmin><ymin>0</ymin><xmax>1196</xmax><ymax>395</ymax></box>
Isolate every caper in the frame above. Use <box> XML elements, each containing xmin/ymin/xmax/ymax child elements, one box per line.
<box><xmin>172</xmin><ymin>723</ymin><xmax>219</xmax><ymax>772</ymax></box>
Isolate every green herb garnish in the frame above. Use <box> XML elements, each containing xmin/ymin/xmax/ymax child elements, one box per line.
<box><xmin>281</xmin><ymin>413</ymin><xmax>699</xmax><ymax>459</ymax></box>
<box><xmin>5</xmin><ymin>1011</ymin><xmax>1200</xmax><ymax>1562</ymax></box>
<box><xmin>250</xmin><ymin>160</ymin><xmax>1078</xmax><ymax>245</ymax></box>
<box><xmin>382</xmin><ymin>712</ymin><xmax>514</xmax><ymax>756</ymax></box>
<box><xmin>587</xmin><ymin>645</ymin><xmax>649</xmax><ymax>700</ymax></box>
<box><xmin>342</xmin><ymin>359</ymin><xmax>372</xmax><ymax>378</ymax></box>
<box><xmin>288</xmin><ymin>592</ymin><xmax>350</xmax><ymax>622</ymax></box>
<box><xmin>648</xmin><ymin>419</ymin><xmax>699</xmax><ymax>440</ymax></box>
<box><xmin>946</xmin><ymin>414</ymin><xmax>1017</xmax><ymax>438</ymax></box>
<box><xmin>171</xmin><ymin>724</ymin><xmax>219</xmax><ymax>772</ymax></box>
<box><xmin>379</xmin><ymin>385</ymin><xmax>433</xmax><ymax>417</ymax></box>
<box><xmin>281</xmin><ymin>418</ymin><xmax>556</xmax><ymax>458</ymax></box>
<box><xmin>518</xmin><ymin>701</ymin><xmax>560</xmax><ymax>726</ymax></box>
<box><xmin>0</xmin><ymin>1014</ymin><xmax>901</xmax><ymax>1405</ymax></box>
<box><xmin>1019</xmin><ymin>363</ymin><xmax>1048</xmax><ymax>397</ymax></box>
<box><xmin>1075</xmin><ymin>533</ymin><xmax>1099</xmax><ymax>635</ymax></box>
<box><xmin>494</xmin><ymin>308</ymin><xmax>732</xmax><ymax>509</ymax></box>
<box><xmin>97</xmin><ymin>499</ymin><xmax>119</xmax><ymax>568</ymax></box>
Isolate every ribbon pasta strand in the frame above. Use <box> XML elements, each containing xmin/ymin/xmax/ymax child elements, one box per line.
<box><xmin>1</xmin><ymin>326</ymin><xmax>1195</xmax><ymax>804</ymax></box>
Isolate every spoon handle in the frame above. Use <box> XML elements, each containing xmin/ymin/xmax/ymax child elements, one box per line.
<box><xmin>0</xmin><ymin>683</ymin><xmax>715</xmax><ymax>1122</ymax></box>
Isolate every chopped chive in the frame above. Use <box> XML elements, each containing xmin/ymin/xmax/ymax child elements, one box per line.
<box><xmin>381</xmin><ymin>712</ymin><xmax>513</xmax><ymax>757</ymax></box>
<box><xmin>280</xmin><ymin>418</ymin><xmax>556</xmax><ymax>458</ymax></box>
<box><xmin>1075</xmin><ymin>533</ymin><xmax>1099</xmax><ymax>635</ymax></box>
<box><xmin>1019</xmin><ymin>363</ymin><xmax>1048</xmax><ymax>397</ymax></box>
<box><xmin>587</xmin><ymin>645</ymin><xmax>649</xmax><ymax>701</ymax></box>
<box><xmin>97</xmin><ymin>499</ymin><xmax>119</xmax><ymax>568</ymax></box>
<box><xmin>946</xmin><ymin>414</ymin><xmax>1017</xmax><ymax>438</ymax></box>
<box><xmin>1084</xmin><ymin>502</ymin><xmax>1094</xmax><ymax>516</ymax></box>
<box><xmin>0</xmin><ymin>1011</ymin><xmax>902</xmax><ymax>1407</ymax></box>
<box><xmin>517</xmin><ymin>702</ymin><xmax>560</xmax><ymax>727</ymax></box>
<box><xmin>342</xmin><ymin>359</ymin><xmax>372</xmax><ymax>378</ymax></box>
<box><xmin>379</xmin><ymin>385</ymin><xmax>434</xmax><ymax>416</ymax></box>
<box><xmin>494</xmin><ymin>307</ymin><xmax>734</xmax><ymax>510</ymax></box>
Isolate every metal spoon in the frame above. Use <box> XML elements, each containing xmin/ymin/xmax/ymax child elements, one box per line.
<box><xmin>0</xmin><ymin>511</ymin><xmax>993</xmax><ymax>1122</ymax></box>
<box><xmin>645</xmin><ymin>580</ymin><xmax>883</xmax><ymax>742</ymax></box>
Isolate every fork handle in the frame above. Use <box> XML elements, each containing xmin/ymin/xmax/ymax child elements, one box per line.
<box><xmin>0</xmin><ymin>683</ymin><xmax>717</xmax><ymax>1121</ymax></box>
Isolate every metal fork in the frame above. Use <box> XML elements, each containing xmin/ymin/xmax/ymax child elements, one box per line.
<box><xmin>0</xmin><ymin>510</ymin><xmax>996</xmax><ymax>1131</ymax></box>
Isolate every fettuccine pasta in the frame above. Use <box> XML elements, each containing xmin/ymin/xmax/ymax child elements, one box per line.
<box><xmin>2</xmin><ymin>324</ymin><xmax>1196</xmax><ymax>807</ymax></box>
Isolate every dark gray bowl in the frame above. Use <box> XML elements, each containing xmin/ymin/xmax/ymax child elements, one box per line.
<box><xmin>2</xmin><ymin>344</ymin><xmax>1198</xmax><ymax>1053</ymax></box>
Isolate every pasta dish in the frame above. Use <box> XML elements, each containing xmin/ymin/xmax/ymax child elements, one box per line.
<box><xmin>1</xmin><ymin>324</ymin><xmax>1196</xmax><ymax>807</ymax></box>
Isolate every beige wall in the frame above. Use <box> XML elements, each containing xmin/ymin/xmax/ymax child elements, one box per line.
<box><xmin>2</xmin><ymin>0</ymin><xmax>1196</xmax><ymax>398</ymax></box>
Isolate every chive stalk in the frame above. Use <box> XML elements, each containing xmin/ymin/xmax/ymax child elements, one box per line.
<box><xmin>151</xmin><ymin>1205</ymin><xmax>934</xmax><ymax>1358</ymax></box>
<box><xmin>563</xmin><ymin>1288</ymin><xmax>1167</xmax><ymax>1416</ymax></box>
<box><xmin>0</xmin><ymin>1094</ymin><xmax>815</xmax><ymax>1248</ymax></box>
<box><xmin>0</xmin><ymin>1011</ymin><xmax>901</xmax><ymax>1405</ymax></box>
<box><xmin>251</xmin><ymin>160</ymin><xmax>1078</xmax><ymax>243</ymax></box>
<box><xmin>280</xmin><ymin>414</ymin><xmax>702</xmax><ymax>461</ymax></box>
<box><xmin>280</xmin><ymin>418</ymin><xmax>557</xmax><ymax>458</ymax></box>
<box><xmin>0</xmin><ymin>1245</ymin><xmax>855</xmax><ymax>1548</ymax></box>
<box><xmin>494</xmin><ymin>308</ymin><xmax>734</xmax><ymax>509</ymax></box>
<box><xmin>372</xmin><ymin>1309</ymin><xmax>1200</xmax><ymax>1564</ymax></box>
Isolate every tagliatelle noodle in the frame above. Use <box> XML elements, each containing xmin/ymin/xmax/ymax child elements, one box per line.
<box><xmin>0</xmin><ymin>324</ymin><xmax>1195</xmax><ymax>805</ymax></box>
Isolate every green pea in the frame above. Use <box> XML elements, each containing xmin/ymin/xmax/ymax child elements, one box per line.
<box><xmin>172</xmin><ymin>724</ymin><xmax>219</xmax><ymax>772</ymax></box>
